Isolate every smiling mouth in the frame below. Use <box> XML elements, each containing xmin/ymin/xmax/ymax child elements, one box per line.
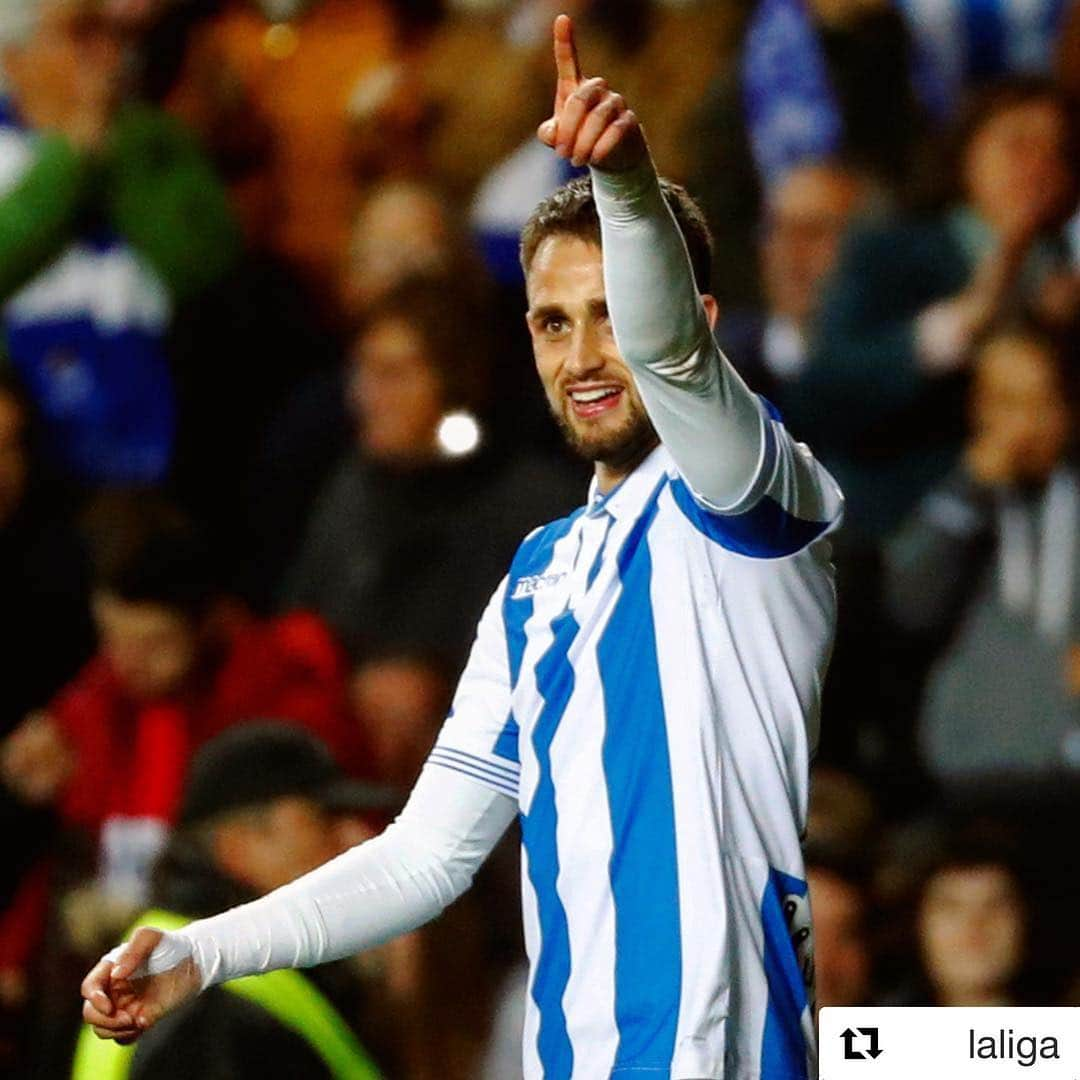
<box><xmin>567</xmin><ymin>385</ymin><xmax>623</xmax><ymax>419</ymax></box>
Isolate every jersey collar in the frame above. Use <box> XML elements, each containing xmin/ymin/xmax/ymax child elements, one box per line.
<box><xmin>585</xmin><ymin>444</ymin><xmax>668</xmax><ymax>521</ymax></box>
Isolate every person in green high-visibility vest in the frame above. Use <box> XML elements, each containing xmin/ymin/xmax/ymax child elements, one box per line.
<box><xmin>73</xmin><ymin>722</ymin><xmax>398</xmax><ymax>1080</ymax></box>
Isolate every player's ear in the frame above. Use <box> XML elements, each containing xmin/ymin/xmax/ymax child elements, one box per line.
<box><xmin>701</xmin><ymin>294</ymin><xmax>720</xmax><ymax>331</ymax></box>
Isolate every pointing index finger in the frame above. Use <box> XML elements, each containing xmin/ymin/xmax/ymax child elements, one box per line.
<box><xmin>553</xmin><ymin>13</ymin><xmax>581</xmax><ymax>94</ymax></box>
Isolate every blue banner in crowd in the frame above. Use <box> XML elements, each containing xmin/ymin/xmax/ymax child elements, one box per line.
<box><xmin>741</xmin><ymin>0</ymin><xmax>843</xmax><ymax>188</ymax></box>
<box><xmin>896</xmin><ymin>0</ymin><xmax>1068</xmax><ymax>118</ymax></box>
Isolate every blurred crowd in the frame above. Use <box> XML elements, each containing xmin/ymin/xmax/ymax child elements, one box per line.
<box><xmin>1</xmin><ymin>0</ymin><xmax>1079</xmax><ymax>1075</ymax></box>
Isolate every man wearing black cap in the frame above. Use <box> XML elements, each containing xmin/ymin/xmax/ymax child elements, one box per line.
<box><xmin>71</xmin><ymin>723</ymin><xmax>395</xmax><ymax>1080</ymax></box>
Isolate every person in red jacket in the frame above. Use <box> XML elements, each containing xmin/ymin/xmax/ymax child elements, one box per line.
<box><xmin>0</xmin><ymin>494</ymin><xmax>359</xmax><ymax>996</ymax></box>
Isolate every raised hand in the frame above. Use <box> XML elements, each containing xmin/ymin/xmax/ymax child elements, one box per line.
<box><xmin>536</xmin><ymin>14</ymin><xmax>646</xmax><ymax>172</ymax></box>
<box><xmin>0</xmin><ymin>712</ymin><xmax>74</xmax><ymax>805</ymax></box>
<box><xmin>81</xmin><ymin>928</ymin><xmax>202</xmax><ymax>1044</ymax></box>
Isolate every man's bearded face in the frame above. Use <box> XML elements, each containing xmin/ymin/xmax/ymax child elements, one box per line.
<box><xmin>526</xmin><ymin>235</ymin><xmax>657</xmax><ymax>472</ymax></box>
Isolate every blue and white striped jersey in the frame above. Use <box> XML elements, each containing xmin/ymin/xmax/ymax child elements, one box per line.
<box><xmin>431</xmin><ymin>399</ymin><xmax>841</xmax><ymax>1079</ymax></box>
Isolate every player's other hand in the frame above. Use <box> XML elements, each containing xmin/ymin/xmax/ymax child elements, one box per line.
<box><xmin>80</xmin><ymin>928</ymin><xmax>202</xmax><ymax>1044</ymax></box>
<box><xmin>537</xmin><ymin>14</ymin><xmax>646</xmax><ymax>172</ymax></box>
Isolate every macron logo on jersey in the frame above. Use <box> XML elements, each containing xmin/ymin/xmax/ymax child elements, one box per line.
<box><xmin>511</xmin><ymin>572</ymin><xmax>567</xmax><ymax>600</ymax></box>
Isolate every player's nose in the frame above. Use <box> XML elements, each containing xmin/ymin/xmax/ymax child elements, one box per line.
<box><xmin>564</xmin><ymin>326</ymin><xmax>604</xmax><ymax>377</ymax></box>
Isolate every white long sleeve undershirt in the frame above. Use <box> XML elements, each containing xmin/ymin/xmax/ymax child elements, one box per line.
<box><xmin>114</xmin><ymin>767</ymin><xmax>516</xmax><ymax>988</ymax></box>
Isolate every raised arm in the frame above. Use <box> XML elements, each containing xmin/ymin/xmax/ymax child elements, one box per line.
<box><xmin>82</xmin><ymin>580</ymin><xmax>521</xmax><ymax>1043</ymax></box>
<box><xmin>538</xmin><ymin>16</ymin><xmax>770</xmax><ymax>512</ymax></box>
<box><xmin>593</xmin><ymin>165</ymin><xmax>765</xmax><ymax>510</ymax></box>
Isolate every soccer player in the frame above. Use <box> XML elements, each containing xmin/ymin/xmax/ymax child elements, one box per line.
<box><xmin>81</xmin><ymin>16</ymin><xmax>842</xmax><ymax>1079</ymax></box>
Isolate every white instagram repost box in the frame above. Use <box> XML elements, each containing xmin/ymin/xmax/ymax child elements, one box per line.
<box><xmin>820</xmin><ymin>1007</ymin><xmax>1080</xmax><ymax>1079</ymax></box>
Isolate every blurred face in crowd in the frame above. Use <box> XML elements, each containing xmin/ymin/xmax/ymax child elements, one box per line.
<box><xmin>963</xmin><ymin>98</ymin><xmax>1074</xmax><ymax>235</ymax></box>
<box><xmin>349</xmin><ymin>316</ymin><xmax>447</xmax><ymax>464</ymax></box>
<box><xmin>1</xmin><ymin>0</ymin><xmax>123</xmax><ymax>119</ymax></box>
<box><xmin>351</xmin><ymin>656</ymin><xmax>447</xmax><ymax>785</ymax></box>
<box><xmin>342</xmin><ymin>182</ymin><xmax>451</xmax><ymax>320</ymax></box>
<box><xmin>808</xmin><ymin>867</ymin><xmax>871</xmax><ymax>1008</ymax></box>
<box><xmin>919</xmin><ymin>863</ymin><xmax>1025</xmax><ymax>1004</ymax></box>
<box><xmin>971</xmin><ymin>334</ymin><xmax>1070</xmax><ymax>482</ymax></box>
<box><xmin>0</xmin><ymin>390</ymin><xmax>28</xmax><ymax>528</ymax></box>
<box><xmin>213</xmin><ymin>796</ymin><xmax>343</xmax><ymax>896</ymax></box>
<box><xmin>93</xmin><ymin>592</ymin><xmax>202</xmax><ymax>701</ymax></box>
<box><xmin>528</xmin><ymin>235</ymin><xmax>684</xmax><ymax>484</ymax></box>
<box><xmin>761</xmin><ymin>164</ymin><xmax>864</xmax><ymax>328</ymax></box>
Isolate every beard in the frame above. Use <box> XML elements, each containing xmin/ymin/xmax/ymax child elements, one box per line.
<box><xmin>550</xmin><ymin>387</ymin><xmax>659</xmax><ymax>473</ymax></box>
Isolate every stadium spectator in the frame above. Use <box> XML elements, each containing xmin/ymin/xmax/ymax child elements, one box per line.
<box><xmin>803</xmin><ymin>775</ymin><xmax>878</xmax><ymax>1010</ymax></box>
<box><xmin>164</xmin><ymin>237</ymin><xmax>346</xmax><ymax>607</ymax></box>
<box><xmin>901</xmin><ymin>829</ymin><xmax>1033</xmax><ymax>1006</ymax></box>
<box><xmin>0</xmin><ymin>367</ymin><xmax>93</xmax><ymax>742</ymax></box>
<box><xmin>240</xmin><ymin>177</ymin><xmax>494</xmax><ymax>609</ymax></box>
<box><xmin>769</xmin><ymin>81</ymin><xmax>1078</xmax><ymax>782</ymax></box>
<box><xmin>341</xmin><ymin>178</ymin><xmax>482</xmax><ymax>324</ymax></box>
<box><xmin>349</xmin><ymin>649</ymin><xmax>452</xmax><ymax>788</ymax></box>
<box><xmin>806</xmin><ymin>854</ymin><xmax>873</xmax><ymax>1009</ymax></box>
<box><xmin>241</xmin><ymin>180</ymin><xmax>511</xmax><ymax>608</ymax></box>
<box><xmin>791</xmin><ymin>77</ymin><xmax>1080</xmax><ymax>543</ymax></box>
<box><xmin>717</xmin><ymin>159</ymin><xmax>869</xmax><ymax>416</ymax></box>
<box><xmin>0</xmin><ymin>0</ymin><xmax>239</xmax><ymax>487</ymax></box>
<box><xmin>282</xmin><ymin>276</ymin><xmax>581</xmax><ymax>665</ymax></box>
<box><xmin>805</xmin><ymin>765</ymin><xmax>878</xmax><ymax>861</ymax></box>
<box><xmin>884</xmin><ymin>323</ymin><xmax>1079</xmax><ymax>791</ymax></box>
<box><xmin>70</xmin><ymin>723</ymin><xmax>393</xmax><ymax>1078</ymax></box>
<box><xmin>0</xmin><ymin>494</ymin><xmax>357</xmax><ymax>998</ymax></box>
<box><xmin>166</xmin><ymin>0</ymin><xmax>397</xmax><ymax>298</ymax></box>
<box><xmin>345</xmin><ymin>60</ymin><xmax>438</xmax><ymax>189</ymax></box>
<box><xmin>0</xmin><ymin>366</ymin><xmax>93</xmax><ymax>1031</ymax></box>
<box><xmin>687</xmin><ymin>0</ymin><xmax>927</xmax><ymax>307</ymax></box>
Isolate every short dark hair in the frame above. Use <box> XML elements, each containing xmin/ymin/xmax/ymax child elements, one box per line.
<box><xmin>957</xmin><ymin>75</ymin><xmax>1077</xmax><ymax>158</ymax></box>
<box><xmin>82</xmin><ymin>492</ymin><xmax>220</xmax><ymax>617</ymax></box>
<box><xmin>357</xmin><ymin>275</ymin><xmax>491</xmax><ymax>414</ymax></box>
<box><xmin>520</xmin><ymin>174</ymin><xmax>714</xmax><ymax>293</ymax></box>
<box><xmin>913</xmin><ymin>820</ymin><xmax>1027</xmax><ymax>909</ymax></box>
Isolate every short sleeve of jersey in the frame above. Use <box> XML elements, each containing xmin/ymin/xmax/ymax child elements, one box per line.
<box><xmin>670</xmin><ymin>396</ymin><xmax>844</xmax><ymax>560</ymax></box>
<box><xmin>426</xmin><ymin>577</ymin><xmax>520</xmax><ymax>801</ymax></box>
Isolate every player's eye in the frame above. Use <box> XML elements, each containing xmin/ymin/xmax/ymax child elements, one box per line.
<box><xmin>543</xmin><ymin>315</ymin><xmax>570</xmax><ymax>336</ymax></box>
